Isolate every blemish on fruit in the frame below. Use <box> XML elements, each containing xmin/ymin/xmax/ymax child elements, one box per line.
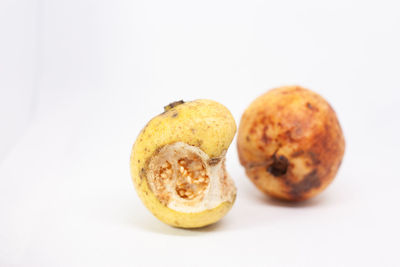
<box><xmin>290</xmin><ymin>169</ymin><xmax>321</xmax><ymax>198</ymax></box>
<box><xmin>308</xmin><ymin>151</ymin><xmax>321</xmax><ymax>165</ymax></box>
<box><xmin>267</xmin><ymin>155</ymin><xmax>289</xmax><ymax>177</ymax></box>
<box><xmin>208</xmin><ymin>157</ymin><xmax>221</xmax><ymax>166</ymax></box>
<box><xmin>291</xmin><ymin>150</ymin><xmax>304</xmax><ymax>157</ymax></box>
<box><xmin>261</xmin><ymin>126</ymin><xmax>270</xmax><ymax>144</ymax></box>
<box><xmin>164</xmin><ymin>100</ymin><xmax>185</xmax><ymax>112</ymax></box>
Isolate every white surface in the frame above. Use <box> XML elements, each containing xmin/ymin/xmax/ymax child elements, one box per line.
<box><xmin>0</xmin><ymin>0</ymin><xmax>38</xmax><ymax>162</ymax></box>
<box><xmin>1</xmin><ymin>0</ymin><xmax>400</xmax><ymax>266</ymax></box>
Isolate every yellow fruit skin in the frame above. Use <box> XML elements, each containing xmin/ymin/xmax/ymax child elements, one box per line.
<box><xmin>130</xmin><ymin>99</ymin><xmax>237</xmax><ymax>228</ymax></box>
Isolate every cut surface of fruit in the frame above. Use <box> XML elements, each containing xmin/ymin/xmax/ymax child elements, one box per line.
<box><xmin>147</xmin><ymin>142</ymin><xmax>235</xmax><ymax>213</ymax></box>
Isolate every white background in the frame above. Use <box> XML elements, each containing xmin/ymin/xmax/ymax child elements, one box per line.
<box><xmin>1</xmin><ymin>0</ymin><xmax>400</xmax><ymax>266</ymax></box>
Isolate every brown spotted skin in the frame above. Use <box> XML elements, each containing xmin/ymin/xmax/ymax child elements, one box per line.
<box><xmin>237</xmin><ymin>86</ymin><xmax>345</xmax><ymax>201</ymax></box>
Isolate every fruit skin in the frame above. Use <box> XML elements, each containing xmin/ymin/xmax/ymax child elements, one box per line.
<box><xmin>237</xmin><ymin>86</ymin><xmax>345</xmax><ymax>201</ymax></box>
<box><xmin>130</xmin><ymin>99</ymin><xmax>237</xmax><ymax>228</ymax></box>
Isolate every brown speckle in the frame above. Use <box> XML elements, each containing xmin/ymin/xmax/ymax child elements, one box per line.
<box><xmin>154</xmin><ymin>146</ymin><xmax>162</xmax><ymax>155</ymax></box>
<box><xmin>172</xmin><ymin>112</ymin><xmax>178</xmax><ymax>118</ymax></box>
<box><xmin>257</xmin><ymin>145</ymin><xmax>265</xmax><ymax>151</ymax></box>
<box><xmin>140</xmin><ymin>168</ymin><xmax>146</xmax><ymax>180</ymax></box>
<box><xmin>291</xmin><ymin>150</ymin><xmax>304</xmax><ymax>157</ymax></box>
<box><xmin>306</xmin><ymin>102</ymin><xmax>319</xmax><ymax>112</ymax></box>
<box><xmin>261</xmin><ymin>126</ymin><xmax>270</xmax><ymax>144</ymax></box>
<box><xmin>308</xmin><ymin>151</ymin><xmax>321</xmax><ymax>165</ymax></box>
<box><xmin>246</xmin><ymin>162</ymin><xmax>257</xmax><ymax>169</ymax></box>
<box><xmin>284</xmin><ymin>130</ymin><xmax>294</xmax><ymax>142</ymax></box>
<box><xmin>208</xmin><ymin>157</ymin><xmax>221</xmax><ymax>166</ymax></box>
<box><xmin>246</xmin><ymin>136</ymin><xmax>250</xmax><ymax>142</ymax></box>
